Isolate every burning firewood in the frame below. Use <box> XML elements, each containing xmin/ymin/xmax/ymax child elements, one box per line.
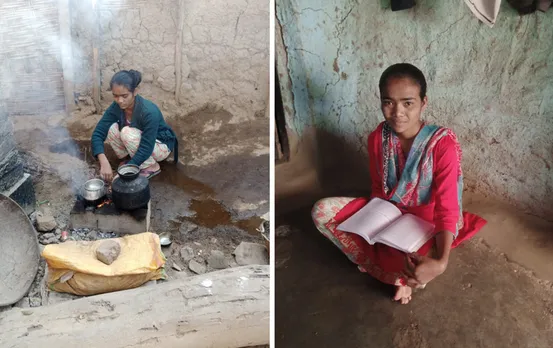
<box><xmin>96</xmin><ymin>199</ymin><xmax>112</xmax><ymax>208</ymax></box>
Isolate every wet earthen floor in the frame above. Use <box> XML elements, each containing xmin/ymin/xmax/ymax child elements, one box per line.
<box><xmin>48</xmin><ymin>139</ymin><xmax>266</xmax><ymax>236</ymax></box>
<box><xmin>276</xmin><ymin>206</ymin><xmax>553</xmax><ymax>348</ymax></box>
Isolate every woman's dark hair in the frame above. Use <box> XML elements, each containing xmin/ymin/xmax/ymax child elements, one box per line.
<box><xmin>379</xmin><ymin>63</ymin><xmax>427</xmax><ymax>99</ymax></box>
<box><xmin>110</xmin><ymin>69</ymin><xmax>142</xmax><ymax>93</ymax></box>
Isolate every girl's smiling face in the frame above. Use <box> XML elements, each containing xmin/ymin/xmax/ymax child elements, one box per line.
<box><xmin>380</xmin><ymin>77</ymin><xmax>428</xmax><ymax>138</ymax></box>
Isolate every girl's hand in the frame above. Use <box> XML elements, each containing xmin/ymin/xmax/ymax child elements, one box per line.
<box><xmin>404</xmin><ymin>253</ymin><xmax>447</xmax><ymax>287</ymax></box>
<box><xmin>99</xmin><ymin>162</ymin><xmax>113</xmax><ymax>182</ymax></box>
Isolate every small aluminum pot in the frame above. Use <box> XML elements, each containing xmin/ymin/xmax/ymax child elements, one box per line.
<box><xmin>82</xmin><ymin>179</ymin><xmax>106</xmax><ymax>202</ymax></box>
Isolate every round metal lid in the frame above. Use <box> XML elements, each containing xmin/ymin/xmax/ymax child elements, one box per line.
<box><xmin>0</xmin><ymin>194</ymin><xmax>40</xmax><ymax>306</ymax></box>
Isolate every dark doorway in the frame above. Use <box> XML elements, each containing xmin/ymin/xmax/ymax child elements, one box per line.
<box><xmin>275</xmin><ymin>66</ymin><xmax>290</xmax><ymax>162</ymax></box>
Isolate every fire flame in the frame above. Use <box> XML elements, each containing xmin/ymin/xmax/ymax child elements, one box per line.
<box><xmin>97</xmin><ymin>199</ymin><xmax>112</xmax><ymax>208</ymax></box>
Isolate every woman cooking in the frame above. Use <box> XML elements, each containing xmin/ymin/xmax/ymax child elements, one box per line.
<box><xmin>91</xmin><ymin>69</ymin><xmax>178</xmax><ymax>181</ymax></box>
<box><xmin>311</xmin><ymin>63</ymin><xmax>487</xmax><ymax>304</ymax></box>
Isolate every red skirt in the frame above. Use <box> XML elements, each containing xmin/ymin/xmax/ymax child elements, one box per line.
<box><xmin>323</xmin><ymin>197</ymin><xmax>487</xmax><ymax>285</ymax></box>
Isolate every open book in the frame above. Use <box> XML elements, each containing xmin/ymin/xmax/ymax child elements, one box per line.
<box><xmin>336</xmin><ymin>197</ymin><xmax>435</xmax><ymax>253</ymax></box>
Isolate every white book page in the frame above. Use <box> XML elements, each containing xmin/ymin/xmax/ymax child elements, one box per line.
<box><xmin>374</xmin><ymin>214</ymin><xmax>435</xmax><ymax>253</ymax></box>
<box><xmin>336</xmin><ymin>197</ymin><xmax>403</xmax><ymax>243</ymax></box>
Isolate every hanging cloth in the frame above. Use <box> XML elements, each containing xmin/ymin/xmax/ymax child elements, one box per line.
<box><xmin>464</xmin><ymin>0</ymin><xmax>502</xmax><ymax>27</ymax></box>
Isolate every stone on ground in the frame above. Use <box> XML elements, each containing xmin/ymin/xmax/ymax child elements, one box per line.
<box><xmin>29</xmin><ymin>211</ymin><xmax>38</xmax><ymax>226</ymax></box>
<box><xmin>36</xmin><ymin>211</ymin><xmax>57</xmax><ymax>232</ymax></box>
<box><xmin>29</xmin><ymin>297</ymin><xmax>41</xmax><ymax>307</ymax></box>
<box><xmin>180</xmin><ymin>246</ymin><xmax>194</xmax><ymax>262</ymax></box>
<box><xmin>233</xmin><ymin>242</ymin><xmax>269</xmax><ymax>266</ymax></box>
<box><xmin>208</xmin><ymin>250</ymin><xmax>228</xmax><ymax>269</ymax></box>
<box><xmin>179</xmin><ymin>221</ymin><xmax>198</xmax><ymax>237</ymax></box>
<box><xmin>38</xmin><ymin>232</ymin><xmax>59</xmax><ymax>245</ymax></box>
<box><xmin>172</xmin><ymin>262</ymin><xmax>183</xmax><ymax>272</ymax></box>
<box><xmin>44</xmin><ymin>236</ymin><xmax>59</xmax><ymax>245</ymax></box>
<box><xmin>95</xmin><ymin>240</ymin><xmax>121</xmax><ymax>265</ymax></box>
<box><xmin>189</xmin><ymin>259</ymin><xmax>206</xmax><ymax>274</ymax></box>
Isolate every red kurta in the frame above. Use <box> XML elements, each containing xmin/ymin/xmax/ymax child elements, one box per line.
<box><xmin>321</xmin><ymin>126</ymin><xmax>487</xmax><ymax>285</ymax></box>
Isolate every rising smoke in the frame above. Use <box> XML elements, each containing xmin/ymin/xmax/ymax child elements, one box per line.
<box><xmin>0</xmin><ymin>1</ymin><xmax>122</xmax><ymax>192</ymax></box>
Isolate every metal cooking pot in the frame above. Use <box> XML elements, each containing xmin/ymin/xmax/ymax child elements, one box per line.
<box><xmin>82</xmin><ymin>178</ymin><xmax>107</xmax><ymax>201</ymax></box>
<box><xmin>111</xmin><ymin>164</ymin><xmax>150</xmax><ymax>210</ymax></box>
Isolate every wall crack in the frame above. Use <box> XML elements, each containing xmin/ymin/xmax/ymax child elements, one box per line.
<box><xmin>413</xmin><ymin>13</ymin><xmax>468</xmax><ymax>63</ymax></box>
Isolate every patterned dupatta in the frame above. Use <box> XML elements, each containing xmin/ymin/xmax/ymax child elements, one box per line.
<box><xmin>381</xmin><ymin>122</ymin><xmax>464</xmax><ymax>235</ymax></box>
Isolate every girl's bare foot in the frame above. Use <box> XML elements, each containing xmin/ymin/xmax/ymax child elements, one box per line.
<box><xmin>140</xmin><ymin>162</ymin><xmax>161</xmax><ymax>179</ymax></box>
<box><xmin>393</xmin><ymin>285</ymin><xmax>412</xmax><ymax>305</ymax></box>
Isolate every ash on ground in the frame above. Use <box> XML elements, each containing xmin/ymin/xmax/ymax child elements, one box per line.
<box><xmin>68</xmin><ymin>228</ymin><xmax>118</xmax><ymax>241</ymax></box>
<box><xmin>36</xmin><ymin>227</ymin><xmax>118</xmax><ymax>245</ymax></box>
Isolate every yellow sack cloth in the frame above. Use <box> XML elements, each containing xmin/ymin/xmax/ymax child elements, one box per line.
<box><xmin>41</xmin><ymin>232</ymin><xmax>166</xmax><ymax>296</ymax></box>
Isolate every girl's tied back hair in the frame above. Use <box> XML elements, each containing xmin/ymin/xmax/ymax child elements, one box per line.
<box><xmin>379</xmin><ymin>63</ymin><xmax>427</xmax><ymax>100</ymax></box>
<box><xmin>109</xmin><ymin>70</ymin><xmax>142</xmax><ymax>93</ymax></box>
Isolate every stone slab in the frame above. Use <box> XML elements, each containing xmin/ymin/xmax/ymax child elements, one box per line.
<box><xmin>0</xmin><ymin>153</ymin><xmax>24</xmax><ymax>192</ymax></box>
<box><xmin>97</xmin><ymin>210</ymin><xmax>150</xmax><ymax>234</ymax></box>
<box><xmin>1</xmin><ymin>173</ymin><xmax>35</xmax><ymax>215</ymax></box>
<box><xmin>0</xmin><ymin>136</ymin><xmax>16</xmax><ymax>159</ymax></box>
<box><xmin>69</xmin><ymin>210</ymin><xmax>98</xmax><ymax>230</ymax></box>
<box><xmin>70</xmin><ymin>201</ymin><xmax>151</xmax><ymax>234</ymax></box>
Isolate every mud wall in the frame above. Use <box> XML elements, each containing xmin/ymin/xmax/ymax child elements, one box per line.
<box><xmin>96</xmin><ymin>0</ymin><xmax>179</xmax><ymax>107</ymax></box>
<box><xmin>71</xmin><ymin>0</ymin><xmax>269</xmax><ymax>121</ymax></box>
<box><xmin>276</xmin><ymin>0</ymin><xmax>553</xmax><ymax>218</ymax></box>
<box><xmin>69</xmin><ymin>0</ymin><xmax>94</xmax><ymax>98</ymax></box>
<box><xmin>0</xmin><ymin>0</ymin><xmax>66</xmax><ymax>115</ymax></box>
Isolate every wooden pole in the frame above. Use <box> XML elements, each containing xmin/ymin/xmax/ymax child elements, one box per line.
<box><xmin>175</xmin><ymin>0</ymin><xmax>185</xmax><ymax>104</ymax></box>
<box><xmin>57</xmin><ymin>0</ymin><xmax>74</xmax><ymax>113</ymax></box>
<box><xmin>92</xmin><ymin>0</ymin><xmax>101</xmax><ymax>112</ymax></box>
<box><xmin>0</xmin><ymin>265</ymin><xmax>270</xmax><ymax>347</ymax></box>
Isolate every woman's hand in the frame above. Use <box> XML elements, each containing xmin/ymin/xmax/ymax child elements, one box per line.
<box><xmin>404</xmin><ymin>253</ymin><xmax>447</xmax><ymax>287</ymax></box>
<box><xmin>99</xmin><ymin>160</ymin><xmax>113</xmax><ymax>182</ymax></box>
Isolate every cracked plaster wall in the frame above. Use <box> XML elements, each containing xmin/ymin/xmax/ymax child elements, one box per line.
<box><xmin>98</xmin><ymin>0</ymin><xmax>178</xmax><ymax>103</ymax></box>
<box><xmin>276</xmin><ymin>0</ymin><xmax>553</xmax><ymax>218</ymax></box>
<box><xmin>71</xmin><ymin>0</ymin><xmax>269</xmax><ymax>122</ymax></box>
<box><xmin>179</xmin><ymin>0</ymin><xmax>269</xmax><ymax>122</ymax></box>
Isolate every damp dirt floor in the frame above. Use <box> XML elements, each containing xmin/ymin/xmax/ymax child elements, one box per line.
<box><xmin>45</xmin><ymin>138</ymin><xmax>268</xmax><ymax>231</ymax></box>
<box><xmin>275</xmin><ymin>193</ymin><xmax>553</xmax><ymax>348</ymax></box>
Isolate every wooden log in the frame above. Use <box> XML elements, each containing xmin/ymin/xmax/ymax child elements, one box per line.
<box><xmin>92</xmin><ymin>0</ymin><xmax>101</xmax><ymax>112</ymax></box>
<box><xmin>175</xmin><ymin>0</ymin><xmax>185</xmax><ymax>104</ymax></box>
<box><xmin>92</xmin><ymin>47</ymin><xmax>100</xmax><ymax>111</ymax></box>
<box><xmin>0</xmin><ymin>265</ymin><xmax>269</xmax><ymax>348</ymax></box>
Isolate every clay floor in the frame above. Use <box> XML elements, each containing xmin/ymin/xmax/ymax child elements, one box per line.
<box><xmin>275</xmin><ymin>193</ymin><xmax>553</xmax><ymax>348</ymax></box>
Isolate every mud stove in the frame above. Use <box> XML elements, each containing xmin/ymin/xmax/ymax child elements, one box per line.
<box><xmin>69</xmin><ymin>194</ymin><xmax>151</xmax><ymax>234</ymax></box>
